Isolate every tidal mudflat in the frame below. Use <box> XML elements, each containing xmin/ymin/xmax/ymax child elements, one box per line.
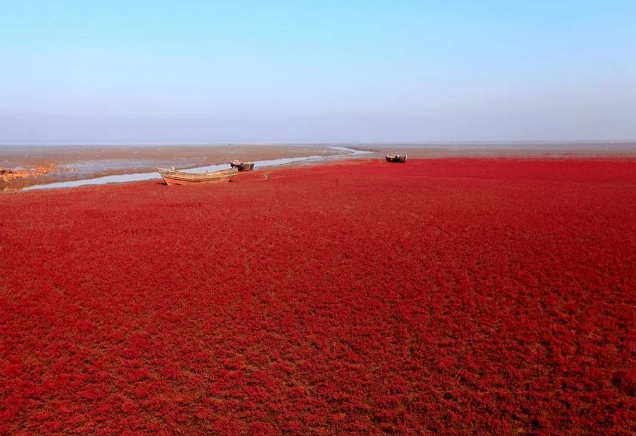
<box><xmin>0</xmin><ymin>144</ymin><xmax>362</xmax><ymax>190</ymax></box>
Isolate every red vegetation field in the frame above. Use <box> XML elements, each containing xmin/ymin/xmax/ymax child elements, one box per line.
<box><xmin>1</xmin><ymin>158</ymin><xmax>635</xmax><ymax>435</ymax></box>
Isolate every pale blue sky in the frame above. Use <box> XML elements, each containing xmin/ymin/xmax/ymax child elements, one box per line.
<box><xmin>1</xmin><ymin>0</ymin><xmax>635</xmax><ymax>144</ymax></box>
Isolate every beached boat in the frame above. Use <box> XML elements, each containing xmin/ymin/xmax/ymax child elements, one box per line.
<box><xmin>229</xmin><ymin>160</ymin><xmax>255</xmax><ymax>171</ymax></box>
<box><xmin>157</xmin><ymin>167</ymin><xmax>238</xmax><ymax>186</ymax></box>
<box><xmin>386</xmin><ymin>154</ymin><xmax>407</xmax><ymax>163</ymax></box>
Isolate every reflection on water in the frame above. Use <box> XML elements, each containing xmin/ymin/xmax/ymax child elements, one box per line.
<box><xmin>24</xmin><ymin>147</ymin><xmax>372</xmax><ymax>191</ymax></box>
<box><xmin>328</xmin><ymin>146</ymin><xmax>372</xmax><ymax>155</ymax></box>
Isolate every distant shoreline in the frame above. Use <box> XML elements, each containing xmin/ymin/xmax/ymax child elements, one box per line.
<box><xmin>2</xmin><ymin>140</ymin><xmax>636</xmax><ymax>147</ymax></box>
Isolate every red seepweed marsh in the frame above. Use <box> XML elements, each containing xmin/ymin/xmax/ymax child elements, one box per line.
<box><xmin>1</xmin><ymin>158</ymin><xmax>635</xmax><ymax>434</ymax></box>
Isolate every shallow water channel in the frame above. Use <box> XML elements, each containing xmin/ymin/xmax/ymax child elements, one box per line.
<box><xmin>24</xmin><ymin>146</ymin><xmax>372</xmax><ymax>191</ymax></box>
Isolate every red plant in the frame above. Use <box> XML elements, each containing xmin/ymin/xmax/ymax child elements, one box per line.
<box><xmin>1</xmin><ymin>158</ymin><xmax>635</xmax><ymax>435</ymax></box>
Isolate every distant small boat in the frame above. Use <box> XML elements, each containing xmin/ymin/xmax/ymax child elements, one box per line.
<box><xmin>229</xmin><ymin>160</ymin><xmax>255</xmax><ymax>171</ymax></box>
<box><xmin>386</xmin><ymin>154</ymin><xmax>407</xmax><ymax>163</ymax></box>
<box><xmin>157</xmin><ymin>167</ymin><xmax>238</xmax><ymax>186</ymax></box>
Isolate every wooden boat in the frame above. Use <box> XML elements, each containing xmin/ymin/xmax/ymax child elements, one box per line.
<box><xmin>229</xmin><ymin>160</ymin><xmax>255</xmax><ymax>171</ymax></box>
<box><xmin>386</xmin><ymin>154</ymin><xmax>407</xmax><ymax>163</ymax></box>
<box><xmin>157</xmin><ymin>167</ymin><xmax>238</xmax><ymax>186</ymax></box>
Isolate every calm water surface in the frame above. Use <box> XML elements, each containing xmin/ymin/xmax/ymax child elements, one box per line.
<box><xmin>24</xmin><ymin>146</ymin><xmax>371</xmax><ymax>191</ymax></box>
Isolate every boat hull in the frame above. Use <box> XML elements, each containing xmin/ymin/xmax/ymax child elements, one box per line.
<box><xmin>160</xmin><ymin>176</ymin><xmax>232</xmax><ymax>186</ymax></box>
<box><xmin>230</xmin><ymin>161</ymin><xmax>255</xmax><ymax>171</ymax></box>
<box><xmin>386</xmin><ymin>155</ymin><xmax>407</xmax><ymax>163</ymax></box>
<box><xmin>157</xmin><ymin>167</ymin><xmax>238</xmax><ymax>186</ymax></box>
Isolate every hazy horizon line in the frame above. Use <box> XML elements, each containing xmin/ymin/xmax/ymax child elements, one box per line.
<box><xmin>2</xmin><ymin>139</ymin><xmax>636</xmax><ymax>147</ymax></box>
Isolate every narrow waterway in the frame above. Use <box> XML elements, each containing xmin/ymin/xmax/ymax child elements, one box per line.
<box><xmin>23</xmin><ymin>146</ymin><xmax>372</xmax><ymax>191</ymax></box>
